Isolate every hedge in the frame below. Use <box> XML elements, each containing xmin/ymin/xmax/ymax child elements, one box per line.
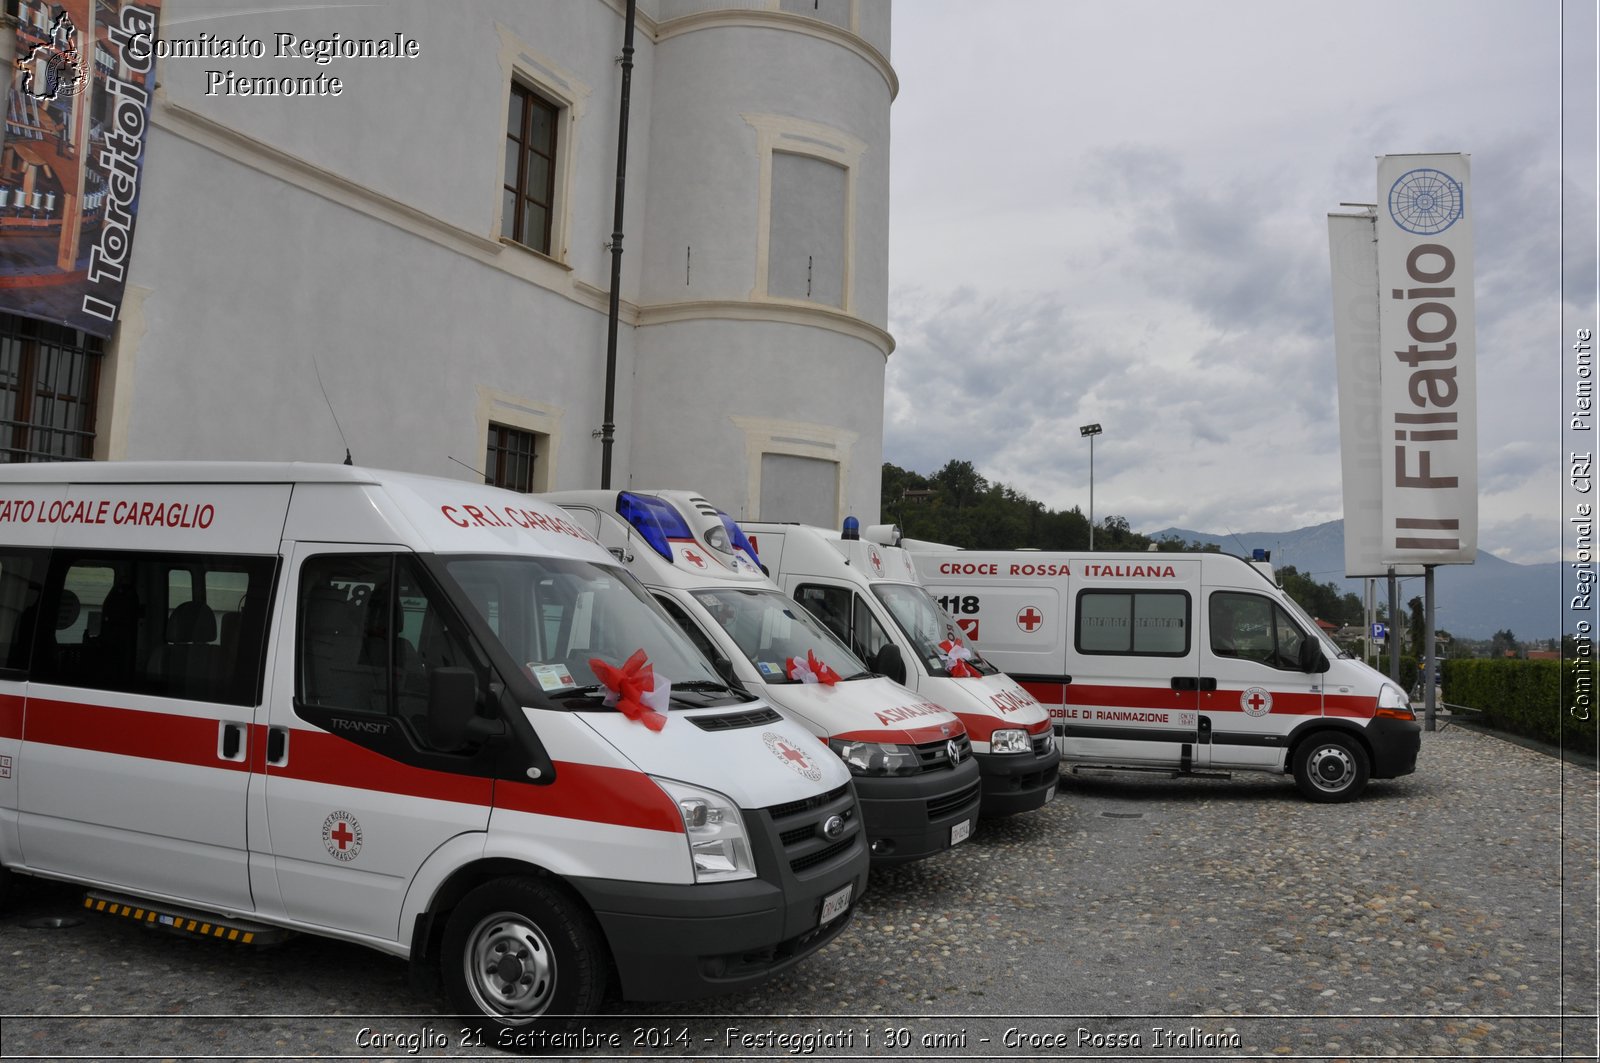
<box><xmin>1440</xmin><ymin>658</ymin><xmax>1599</xmax><ymax>749</ymax></box>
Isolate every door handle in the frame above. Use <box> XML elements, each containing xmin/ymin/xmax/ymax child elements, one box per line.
<box><xmin>218</xmin><ymin>722</ymin><xmax>246</xmax><ymax>762</ymax></box>
<box><xmin>1173</xmin><ymin>676</ymin><xmax>1220</xmax><ymax>692</ymax></box>
<box><xmin>266</xmin><ymin>726</ymin><xmax>289</xmax><ymax>767</ymax></box>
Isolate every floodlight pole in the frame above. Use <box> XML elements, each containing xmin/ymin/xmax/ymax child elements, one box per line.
<box><xmin>1079</xmin><ymin>423</ymin><xmax>1102</xmax><ymax>549</ymax></box>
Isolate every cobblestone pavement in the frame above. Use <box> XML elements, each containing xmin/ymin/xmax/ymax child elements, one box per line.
<box><xmin>0</xmin><ymin>726</ymin><xmax>1595</xmax><ymax>1060</ymax></box>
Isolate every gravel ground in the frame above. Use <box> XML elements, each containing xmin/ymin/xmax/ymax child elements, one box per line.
<box><xmin>0</xmin><ymin>725</ymin><xmax>1595</xmax><ymax>1060</ymax></box>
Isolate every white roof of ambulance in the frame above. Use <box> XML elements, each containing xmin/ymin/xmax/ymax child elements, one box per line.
<box><xmin>0</xmin><ymin>461</ymin><xmax>609</xmax><ymax>562</ymax></box>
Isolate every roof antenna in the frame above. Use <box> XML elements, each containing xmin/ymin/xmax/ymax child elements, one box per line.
<box><xmin>311</xmin><ymin>350</ymin><xmax>353</xmax><ymax>465</ymax></box>
<box><xmin>448</xmin><ymin>454</ymin><xmax>488</xmax><ymax>480</ymax></box>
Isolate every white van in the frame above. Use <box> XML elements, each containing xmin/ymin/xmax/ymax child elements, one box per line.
<box><xmin>910</xmin><ymin>548</ymin><xmax>1421</xmax><ymax>802</ymax></box>
<box><xmin>739</xmin><ymin>521</ymin><xmax>1060</xmax><ymax>818</ymax></box>
<box><xmin>0</xmin><ymin>463</ymin><xmax>867</xmax><ymax>1037</ymax></box>
<box><xmin>546</xmin><ymin>491</ymin><xmax>982</xmax><ymax>865</ymax></box>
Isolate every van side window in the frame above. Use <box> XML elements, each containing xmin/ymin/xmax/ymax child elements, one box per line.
<box><xmin>1076</xmin><ymin>590</ymin><xmax>1190</xmax><ymax>656</ymax></box>
<box><xmin>653</xmin><ymin>594</ymin><xmax>721</xmax><ymax>663</ymax></box>
<box><xmin>1210</xmin><ymin>592</ymin><xmax>1308</xmax><ymax>670</ymax></box>
<box><xmin>0</xmin><ymin>549</ymin><xmax>46</xmax><ymax>673</ymax></box>
<box><xmin>794</xmin><ymin>584</ymin><xmax>892</xmax><ymax>665</ymax></box>
<box><xmin>297</xmin><ymin>554</ymin><xmax>481</xmax><ymax>744</ymax></box>
<box><xmin>33</xmin><ymin>551</ymin><xmax>277</xmax><ymax>704</ymax></box>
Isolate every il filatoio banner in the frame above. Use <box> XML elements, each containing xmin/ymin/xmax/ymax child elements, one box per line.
<box><xmin>1375</xmin><ymin>153</ymin><xmax>1478</xmax><ymax>565</ymax></box>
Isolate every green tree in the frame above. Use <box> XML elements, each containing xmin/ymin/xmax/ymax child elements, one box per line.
<box><xmin>1490</xmin><ymin>628</ymin><xmax>1520</xmax><ymax>659</ymax></box>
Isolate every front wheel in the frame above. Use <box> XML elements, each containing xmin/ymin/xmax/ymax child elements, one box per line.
<box><xmin>1292</xmin><ymin>731</ymin><xmax>1370</xmax><ymax>803</ymax></box>
<box><xmin>441</xmin><ymin>876</ymin><xmax>607</xmax><ymax>1040</ymax></box>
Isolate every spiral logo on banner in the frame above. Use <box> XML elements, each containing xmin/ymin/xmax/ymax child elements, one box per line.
<box><xmin>1387</xmin><ymin>168</ymin><xmax>1465</xmax><ymax>235</ymax></box>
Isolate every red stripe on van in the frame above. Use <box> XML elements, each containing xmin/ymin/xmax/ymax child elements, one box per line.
<box><xmin>1325</xmin><ymin>693</ymin><xmax>1380</xmax><ymax>718</ymax></box>
<box><xmin>258</xmin><ymin>725</ymin><xmax>491</xmax><ymax>806</ymax></box>
<box><xmin>0</xmin><ymin>693</ymin><xmax>22</xmax><ymax>740</ymax></box>
<box><xmin>495</xmin><ymin>769</ymin><xmax>682</xmax><ymax>834</ymax></box>
<box><xmin>1022</xmin><ymin>682</ymin><xmax>1374</xmax><ymax>721</ymax></box>
<box><xmin>15</xmin><ymin>697</ymin><xmax>684</xmax><ymax>834</ymax></box>
<box><xmin>24</xmin><ymin>698</ymin><xmax>249</xmax><ymax>772</ymax></box>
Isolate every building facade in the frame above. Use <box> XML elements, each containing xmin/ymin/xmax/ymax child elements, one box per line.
<box><xmin>0</xmin><ymin>0</ymin><xmax>895</xmax><ymax>525</ymax></box>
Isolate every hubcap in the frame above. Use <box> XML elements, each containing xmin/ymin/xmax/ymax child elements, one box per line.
<box><xmin>1307</xmin><ymin>745</ymin><xmax>1354</xmax><ymax>792</ymax></box>
<box><xmin>463</xmin><ymin>911</ymin><xmax>556</xmax><ymax>1020</ymax></box>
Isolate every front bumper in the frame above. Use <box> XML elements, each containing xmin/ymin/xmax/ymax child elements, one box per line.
<box><xmin>852</xmin><ymin>756</ymin><xmax>982</xmax><ymax>866</ymax></box>
<box><xmin>975</xmin><ymin>741</ymin><xmax>1062</xmax><ymax>817</ymax></box>
<box><xmin>1367</xmin><ymin>715</ymin><xmax>1422</xmax><ymax>778</ymax></box>
<box><xmin>571</xmin><ymin>782</ymin><xmax>870</xmax><ymax>1001</ymax></box>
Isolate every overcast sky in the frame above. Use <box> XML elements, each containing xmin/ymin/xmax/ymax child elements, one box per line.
<box><xmin>883</xmin><ymin>0</ymin><xmax>1596</xmax><ymax>567</ymax></box>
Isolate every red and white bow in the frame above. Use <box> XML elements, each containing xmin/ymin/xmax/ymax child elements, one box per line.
<box><xmin>937</xmin><ymin>638</ymin><xmax>979</xmax><ymax>678</ymax></box>
<box><xmin>786</xmin><ymin>649</ymin><xmax>841</xmax><ymax>686</ymax></box>
<box><xmin>589</xmin><ymin>649</ymin><xmax>671</xmax><ymax>731</ymax></box>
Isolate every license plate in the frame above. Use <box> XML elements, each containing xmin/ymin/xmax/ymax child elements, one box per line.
<box><xmin>820</xmin><ymin>883</ymin><xmax>851</xmax><ymax>925</ymax></box>
<box><xmin>1044</xmin><ymin>782</ymin><xmax>1057</xmax><ymax>802</ymax></box>
<box><xmin>951</xmin><ymin>819</ymin><xmax>972</xmax><ymax>846</ymax></box>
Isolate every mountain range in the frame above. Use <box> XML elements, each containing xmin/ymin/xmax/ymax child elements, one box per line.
<box><xmin>1145</xmin><ymin>520</ymin><xmax>1569</xmax><ymax>642</ymax></box>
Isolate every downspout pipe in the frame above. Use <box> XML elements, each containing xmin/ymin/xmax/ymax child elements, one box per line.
<box><xmin>599</xmin><ymin>0</ymin><xmax>636</xmax><ymax>489</ymax></box>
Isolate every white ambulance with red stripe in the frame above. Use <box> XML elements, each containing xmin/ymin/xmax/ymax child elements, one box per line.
<box><xmin>736</xmin><ymin>521</ymin><xmax>1061</xmax><ymax>818</ymax></box>
<box><xmin>909</xmin><ymin>548</ymin><xmax>1421</xmax><ymax>802</ymax></box>
<box><xmin>545</xmin><ymin>491</ymin><xmax>982</xmax><ymax>865</ymax></box>
<box><xmin>0</xmin><ymin>463</ymin><xmax>868</xmax><ymax>1037</ymax></box>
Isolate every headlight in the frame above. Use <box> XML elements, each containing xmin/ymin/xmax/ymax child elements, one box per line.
<box><xmin>654</xmin><ymin>778</ymin><xmax>756</xmax><ymax>882</ymax></box>
<box><xmin>1376</xmin><ymin>684</ymin><xmax>1414</xmax><ymax>719</ymax></box>
<box><xmin>990</xmin><ymin>728</ymin><xmax>1031</xmax><ymax>754</ymax></box>
<box><xmin>828</xmin><ymin>738</ymin><xmax>920</xmax><ymax>776</ymax></box>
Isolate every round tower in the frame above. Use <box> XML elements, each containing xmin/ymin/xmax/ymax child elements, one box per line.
<box><xmin>629</xmin><ymin>0</ymin><xmax>895</xmax><ymax>525</ymax></box>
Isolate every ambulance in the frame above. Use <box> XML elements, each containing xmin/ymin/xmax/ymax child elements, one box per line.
<box><xmin>0</xmin><ymin>463</ymin><xmax>869</xmax><ymax>1036</ymax></box>
<box><xmin>545</xmin><ymin>491</ymin><xmax>982</xmax><ymax>865</ymax></box>
<box><xmin>908</xmin><ymin>547</ymin><xmax>1421</xmax><ymax>802</ymax></box>
<box><xmin>737</xmin><ymin>521</ymin><xmax>1060</xmax><ymax>817</ymax></box>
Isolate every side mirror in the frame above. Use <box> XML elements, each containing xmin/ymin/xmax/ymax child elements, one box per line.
<box><xmin>1298</xmin><ymin>639</ymin><xmax>1329</xmax><ymax>674</ymax></box>
<box><xmin>871</xmin><ymin>643</ymin><xmax>907</xmax><ymax>685</ymax></box>
<box><xmin>427</xmin><ymin>667</ymin><xmax>503</xmax><ymax>750</ymax></box>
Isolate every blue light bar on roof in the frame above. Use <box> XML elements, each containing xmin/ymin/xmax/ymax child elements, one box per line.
<box><xmin>718</xmin><ymin>511</ymin><xmax>761</xmax><ymax>568</ymax></box>
<box><xmin>617</xmin><ymin>491</ymin><xmax>692</xmax><ymax>561</ymax></box>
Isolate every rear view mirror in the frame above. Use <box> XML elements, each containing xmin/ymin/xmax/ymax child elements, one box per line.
<box><xmin>1298</xmin><ymin>639</ymin><xmax>1329</xmax><ymax>674</ymax></box>
<box><xmin>428</xmin><ymin>667</ymin><xmax>502</xmax><ymax>750</ymax></box>
<box><xmin>871</xmin><ymin>643</ymin><xmax>907</xmax><ymax>685</ymax></box>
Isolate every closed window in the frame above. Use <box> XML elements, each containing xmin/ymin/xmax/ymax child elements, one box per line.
<box><xmin>296</xmin><ymin>554</ymin><xmax>480</xmax><ymax>737</ymax></box>
<box><xmin>502</xmin><ymin>83</ymin><xmax>559</xmax><ymax>254</ymax></box>
<box><xmin>32</xmin><ymin>550</ymin><xmax>277</xmax><ymax>704</ymax></box>
<box><xmin>1210</xmin><ymin>591</ymin><xmax>1309</xmax><ymax>670</ymax></box>
<box><xmin>0</xmin><ymin>314</ymin><xmax>101</xmax><ymax>462</ymax></box>
<box><xmin>1076</xmin><ymin>590</ymin><xmax>1190</xmax><ymax>656</ymax></box>
<box><xmin>485</xmin><ymin>422</ymin><xmax>538</xmax><ymax>493</ymax></box>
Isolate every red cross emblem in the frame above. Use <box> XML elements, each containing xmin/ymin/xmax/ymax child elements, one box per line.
<box><xmin>682</xmin><ymin>548</ymin><xmax>706</xmax><ymax>568</ymax></box>
<box><xmin>330</xmin><ymin>822</ymin><xmax>355</xmax><ymax>850</ymax></box>
<box><xmin>1240</xmin><ymin>686</ymin><xmax>1272</xmax><ymax>717</ymax></box>
<box><xmin>1017</xmin><ymin>607</ymin><xmax>1043</xmax><ymax>632</ymax></box>
<box><xmin>775</xmin><ymin>740</ymin><xmax>809</xmax><ymax>767</ymax></box>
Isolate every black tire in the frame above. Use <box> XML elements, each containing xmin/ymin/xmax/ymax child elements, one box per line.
<box><xmin>1292</xmin><ymin>731</ymin><xmax>1370</xmax><ymax>803</ymax></box>
<box><xmin>0</xmin><ymin>865</ymin><xmax>12</xmax><ymax>910</ymax></box>
<box><xmin>440</xmin><ymin>876</ymin><xmax>607</xmax><ymax>1041</ymax></box>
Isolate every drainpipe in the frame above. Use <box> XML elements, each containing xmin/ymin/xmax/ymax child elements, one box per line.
<box><xmin>599</xmin><ymin>0</ymin><xmax>636</xmax><ymax>489</ymax></box>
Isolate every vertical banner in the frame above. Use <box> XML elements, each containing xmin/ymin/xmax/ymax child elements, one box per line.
<box><xmin>0</xmin><ymin>0</ymin><xmax>161</xmax><ymax>337</ymax></box>
<box><xmin>1375</xmin><ymin>153</ymin><xmax>1478</xmax><ymax>565</ymax></box>
<box><xmin>1329</xmin><ymin>209</ymin><xmax>1425</xmax><ymax>580</ymax></box>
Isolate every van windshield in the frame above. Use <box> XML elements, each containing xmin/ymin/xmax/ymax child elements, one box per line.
<box><xmin>690</xmin><ymin>588</ymin><xmax>868</xmax><ymax>683</ymax></box>
<box><xmin>872</xmin><ymin>582</ymin><xmax>998</xmax><ymax>677</ymax></box>
<box><xmin>442</xmin><ymin>556</ymin><xmax>724</xmax><ymax>703</ymax></box>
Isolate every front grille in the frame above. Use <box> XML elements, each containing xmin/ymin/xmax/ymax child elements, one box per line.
<box><xmin>690</xmin><ymin>707</ymin><xmax>783</xmax><ymax>731</ymax></box>
<box><xmin>1031</xmin><ymin>731</ymin><xmax>1054</xmax><ymax>756</ymax></box>
<box><xmin>927</xmin><ymin>780</ymin><xmax>981</xmax><ymax>820</ymax></box>
<box><xmin>764</xmin><ymin>783</ymin><xmax>860</xmax><ymax>876</ymax></box>
<box><xmin>913</xmin><ymin>733</ymin><xmax>973</xmax><ymax>773</ymax></box>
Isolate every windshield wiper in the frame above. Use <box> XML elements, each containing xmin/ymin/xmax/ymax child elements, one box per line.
<box><xmin>549</xmin><ymin>685</ymin><xmax>607</xmax><ymax>701</ymax></box>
